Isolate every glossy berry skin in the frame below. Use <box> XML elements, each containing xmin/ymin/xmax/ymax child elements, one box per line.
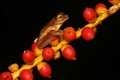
<box><xmin>63</xmin><ymin>27</ymin><xmax>76</xmax><ymax>42</ymax></box>
<box><xmin>61</xmin><ymin>45</ymin><xmax>76</xmax><ymax>60</ymax></box>
<box><xmin>42</xmin><ymin>47</ymin><xmax>55</xmax><ymax>61</ymax></box>
<box><xmin>0</xmin><ymin>71</ymin><xmax>13</xmax><ymax>80</ymax></box>
<box><xmin>83</xmin><ymin>8</ymin><xmax>97</xmax><ymax>23</ymax></box>
<box><xmin>95</xmin><ymin>3</ymin><xmax>107</xmax><ymax>15</ymax></box>
<box><xmin>22</xmin><ymin>50</ymin><xmax>35</xmax><ymax>64</ymax></box>
<box><xmin>37</xmin><ymin>62</ymin><xmax>52</xmax><ymax>78</ymax></box>
<box><xmin>81</xmin><ymin>27</ymin><xmax>95</xmax><ymax>41</ymax></box>
<box><xmin>20</xmin><ymin>69</ymin><xmax>34</xmax><ymax>80</ymax></box>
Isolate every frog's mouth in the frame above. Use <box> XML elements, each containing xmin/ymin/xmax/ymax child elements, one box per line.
<box><xmin>63</xmin><ymin>14</ymin><xmax>69</xmax><ymax>22</ymax></box>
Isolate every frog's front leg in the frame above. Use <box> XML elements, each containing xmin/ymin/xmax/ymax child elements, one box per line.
<box><xmin>37</xmin><ymin>30</ymin><xmax>64</xmax><ymax>49</ymax></box>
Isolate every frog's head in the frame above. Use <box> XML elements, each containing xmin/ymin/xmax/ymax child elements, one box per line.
<box><xmin>54</xmin><ymin>12</ymin><xmax>69</xmax><ymax>31</ymax></box>
<box><xmin>56</xmin><ymin>12</ymin><xmax>69</xmax><ymax>23</ymax></box>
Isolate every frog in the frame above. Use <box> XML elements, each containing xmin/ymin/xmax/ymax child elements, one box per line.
<box><xmin>36</xmin><ymin>12</ymin><xmax>69</xmax><ymax>49</ymax></box>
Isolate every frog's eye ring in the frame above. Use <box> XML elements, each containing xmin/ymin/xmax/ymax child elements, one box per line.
<box><xmin>57</xmin><ymin>14</ymin><xmax>63</xmax><ymax>20</ymax></box>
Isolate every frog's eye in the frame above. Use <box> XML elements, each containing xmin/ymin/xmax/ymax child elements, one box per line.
<box><xmin>57</xmin><ymin>14</ymin><xmax>63</xmax><ymax>20</ymax></box>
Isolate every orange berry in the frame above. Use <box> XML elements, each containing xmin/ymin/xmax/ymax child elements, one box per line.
<box><xmin>95</xmin><ymin>3</ymin><xmax>107</xmax><ymax>15</ymax></box>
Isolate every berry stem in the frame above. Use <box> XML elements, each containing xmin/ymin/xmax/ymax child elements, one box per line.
<box><xmin>12</xmin><ymin>54</ymin><xmax>43</xmax><ymax>79</ymax></box>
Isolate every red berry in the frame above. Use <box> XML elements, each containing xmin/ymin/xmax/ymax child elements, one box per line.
<box><xmin>63</xmin><ymin>27</ymin><xmax>76</xmax><ymax>42</ymax></box>
<box><xmin>81</xmin><ymin>27</ymin><xmax>95</xmax><ymax>41</ymax></box>
<box><xmin>61</xmin><ymin>45</ymin><xmax>76</xmax><ymax>60</ymax></box>
<box><xmin>83</xmin><ymin>8</ymin><xmax>97</xmax><ymax>23</ymax></box>
<box><xmin>95</xmin><ymin>3</ymin><xmax>107</xmax><ymax>15</ymax></box>
<box><xmin>22</xmin><ymin>50</ymin><xmax>35</xmax><ymax>64</ymax></box>
<box><xmin>42</xmin><ymin>47</ymin><xmax>55</xmax><ymax>60</ymax></box>
<box><xmin>31</xmin><ymin>42</ymin><xmax>38</xmax><ymax>52</ymax></box>
<box><xmin>31</xmin><ymin>42</ymin><xmax>42</xmax><ymax>56</ymax></box>
<box><xmin>0</xmin><ymin>71</ymin><xmax>13</xmax><ymax>80</ymax></box>
<box><xmin>37</xmin><ymin>62</ymin><xmax>52</xmax><ymax>78</ymax></box>
<box><xmin>20</xmin><ymin>69</ymin><xmax>34</xmax><ymax>80</ymax></box>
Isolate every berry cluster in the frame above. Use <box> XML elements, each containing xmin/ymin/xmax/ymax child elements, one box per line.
<box><xmin>0</xmin><ymin>0</ymin><xmax>120</xmax><ymax>80</ymax></box>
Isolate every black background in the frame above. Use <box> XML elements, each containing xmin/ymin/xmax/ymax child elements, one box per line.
<box><xmin>0</xmin><ymin>0</ymin><xmax>120</xmax><ymax>80</ymax></box>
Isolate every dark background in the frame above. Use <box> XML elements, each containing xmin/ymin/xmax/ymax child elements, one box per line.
<box><xmin>0</xmin><ymin>0</ymin><xmax>120</xmax><ymax>80</ymax></box>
